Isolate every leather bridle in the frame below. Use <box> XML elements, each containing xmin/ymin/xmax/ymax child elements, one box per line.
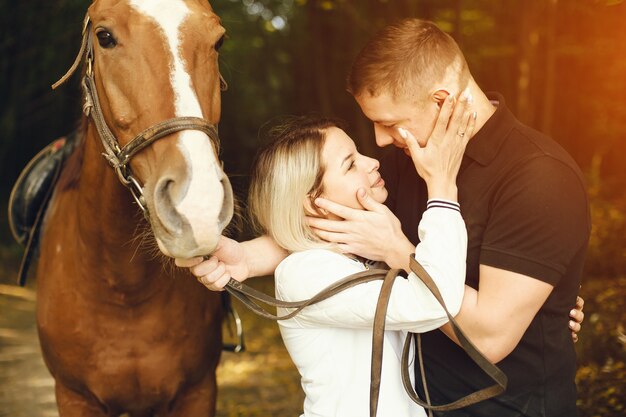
<box><xmin>52</xmin><ymin>14</ymin><xmax>226</xmax><ymax>217</ymax></box>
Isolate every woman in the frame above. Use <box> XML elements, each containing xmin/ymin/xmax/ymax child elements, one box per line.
<box><xmin>197</xmin><ymin>94</ymin><xmax>470</xmax><ymax>417</ymax></box>
<box><xmin>244</xmin><ymin>108</ymin><xmax>473</xmax><ymax>417</ymax></box>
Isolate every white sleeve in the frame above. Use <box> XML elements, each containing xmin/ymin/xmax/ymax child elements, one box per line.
<box><xmin>275</xmin><ymin>206</ymin><xmax>466</xmax><ymax>333</ymax></box>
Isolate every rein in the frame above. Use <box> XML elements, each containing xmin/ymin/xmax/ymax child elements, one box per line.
<box><xmin>52</xmin><ymin>14</ymin><xmax>225</xmax><ymax>217</ymax></box>
<box><xmin>224</xmin><ymin>254</ymin><xmax>507</xmax><ymax>417</ymax></box>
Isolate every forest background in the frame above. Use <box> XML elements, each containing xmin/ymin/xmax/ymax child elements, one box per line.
<box><xmin>0</xmin><ymin>0</ymin><xmax>625</xmax><ymax>416</ymax></box>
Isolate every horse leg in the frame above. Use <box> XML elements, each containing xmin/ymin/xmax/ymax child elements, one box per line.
<box><xmin>168</xmin><ymin>373</ymin><xmax>218</xmax><ymax>417</ymax></box>
<box><xmin>55</xmin><ymin>382</ymin><xmax>108</xmax><ymax>417</ymax></box>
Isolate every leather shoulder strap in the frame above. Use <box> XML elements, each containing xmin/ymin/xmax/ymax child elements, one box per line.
<box><xmin>399</xmin><ymin>255</ymin><xmax>508</xmax><ymax>411</ymax></box>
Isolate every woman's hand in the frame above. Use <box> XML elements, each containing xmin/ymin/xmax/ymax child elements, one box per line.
<box><xmin>175</xmin><ymin>235</ymin><xmax>249</xmax><ymax>291</ymax></box>
<box><xmin>400</xmin><ymin>90</ymin><xmax>476</xmax><ymax>201</ymax></box>
<box><xmin>308</xmin><ymin>189</ymin><xmax>415</xmax><ymax>272</ymax></box>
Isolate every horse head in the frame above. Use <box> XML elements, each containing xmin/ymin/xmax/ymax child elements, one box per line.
<box><xmin>80</xmin><ymin>0</ymin><xmax>233</xmax><ymax>258</ymax></box>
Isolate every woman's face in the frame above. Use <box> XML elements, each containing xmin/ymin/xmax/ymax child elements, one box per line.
<box><xmin>318</xmin><ymin>127</ymin><xmax>388</xmax><ymax>211</ymax></box>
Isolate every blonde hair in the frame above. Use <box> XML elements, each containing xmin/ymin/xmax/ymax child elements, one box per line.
<box><xmin>248</xmin><ymin>115</ymin><xmax>346</xmax><ymax>253</ymax></box>
<box><xmin>347</xmin><ymin>18</ymin><xmax>469</xmax><ymax>101</ymax></box>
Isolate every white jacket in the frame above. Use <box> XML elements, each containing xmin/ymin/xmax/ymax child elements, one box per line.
<box><xmin>275</xmin><ymin>205</ymin><xmax>467</xmax><ymax>417</ymax></box>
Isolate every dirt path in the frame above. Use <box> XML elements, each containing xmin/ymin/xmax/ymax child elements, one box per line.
<box><xmin>0</xmin><ymin>276</ymin><xmax>303</xmax><ymax>417</ymax></box>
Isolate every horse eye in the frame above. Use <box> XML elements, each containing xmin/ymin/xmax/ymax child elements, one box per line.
<box><xmin>215</xmin><ymin>35</ymin><xmax>225</xmax><ymax>51</ymax></box>
<box><xmin>96</xmin><ymin>30</ymin><xmax>117</xmax><ymax>48</ymax></box>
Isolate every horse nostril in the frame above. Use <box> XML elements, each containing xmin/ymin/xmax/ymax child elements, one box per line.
<box><xmin>218</xmin><ymin>174</ymin><xmax>234</xmax><ymax>230</ymax></box>
<box><xmin>156</xmin><ymin>178</ymin><xmax>173</xmax><ymax>201</ymax></box>
<box><xmin>155</xmin><ymin>178</ymin><xmax>184</xmax><ymax>234</ymax></box>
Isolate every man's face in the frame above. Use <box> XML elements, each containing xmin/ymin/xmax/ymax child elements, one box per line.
<box><xmin>355</xmin><ymin>91</ymin><xmax>440</xmax><ymax>154</ymax></box>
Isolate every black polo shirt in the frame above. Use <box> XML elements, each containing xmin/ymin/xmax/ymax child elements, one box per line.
<box><xmin>380</xmin><ymin>93</ymin><xmax>590</xmax><ymax>417</ymax></box>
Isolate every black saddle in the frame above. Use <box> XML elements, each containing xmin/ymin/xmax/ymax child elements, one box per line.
<box><xmin>8</xmin><ymin>131</ymin><xmax>79</xmax><ymax>286</ymax></box>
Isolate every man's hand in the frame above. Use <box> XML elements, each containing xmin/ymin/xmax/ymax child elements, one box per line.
<box><xmin>307</xmin><ymin>189</ymin><xmax>415</xmax><ymax>271</ymax></box>
<box><xmin>401</xmin><ymin>90</ymin><xmax>476</xmax><ymax>201</ymax></box>
<box><xmin>175</xmin><ymin>235</ymin><xmax>249</xmax><ymax>291</ymax></box>
<box><xmin>570</xmin><ymin>295</ymin><xmax>585</xmax><ymax>343</ymax></box>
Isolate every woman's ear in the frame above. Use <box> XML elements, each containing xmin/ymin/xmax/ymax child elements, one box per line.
<box><xmin>304</xmin><ymin>195</ymin><xmax>328</xmax><ymax>217</ymax></box>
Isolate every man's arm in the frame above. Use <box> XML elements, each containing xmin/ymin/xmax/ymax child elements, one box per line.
<box><xmin>312</xmin><ymin>156</ymin><xmax>587</xmax><ymax>358</ymax></box>
<box><xmin>440</xmin><ymin>154</ymin><xmax>589</xmax><ymax>360</ymax></box>
<box><xmin>442</xmin><ymin>269</ymin><xmax>585</xmax><ymax>357</ymax></box>
<box><xmin>440</xmin><ymin>265</ymin><xmax>552</xmax><ymax>363</ymax></box>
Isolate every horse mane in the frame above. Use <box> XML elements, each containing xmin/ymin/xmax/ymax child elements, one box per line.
<box><xmin>57</xmin><ymin>118</ymin><xmax>87</xmax><ymax>192</ymax></box>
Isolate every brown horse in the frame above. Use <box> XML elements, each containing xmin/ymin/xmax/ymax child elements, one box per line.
<box><xmin>36</xmin><ymin>1</ymin><xmax>232</xmax><ymax>415</ymax></box>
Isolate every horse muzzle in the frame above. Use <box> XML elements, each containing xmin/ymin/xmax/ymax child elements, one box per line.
<box><xmin>151</xmin><ymin>162</ymin><xmax>234</xmax><ymax>258</ymax></box>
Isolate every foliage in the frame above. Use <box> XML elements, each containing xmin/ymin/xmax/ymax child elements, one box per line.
<box><xmin>576</xmin><ymin>277</ymin><xmax>626</xmax><ymax>417</ymax></box>
<box><xmin>2</xmin><ymin>0</ymin><xmax>626</xmax><ymax>197</ymax></box>
<box><xmin>576</xmin><ymin>151</ymin><xmax>625</xmax><ymax>415</ymax></box>
<box><xmin>584</xmin><ymin>155</ymin><xmax>626</xmax><ymax>278</ymax></box>
<box><xmin>0</xmin><ymin>0</ymin><xmax>87</xmax><ymax>197</ymax></box>
<box><xmin>0</xmin><ymin>0</ymin><xmax>624</xmax><ymax>414</ymax></box>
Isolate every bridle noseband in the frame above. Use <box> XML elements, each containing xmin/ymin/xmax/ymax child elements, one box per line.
<box><xmin>53</xmin><ymin>14</ymin><xmax>227</xmax><ymax>217</ymax></box>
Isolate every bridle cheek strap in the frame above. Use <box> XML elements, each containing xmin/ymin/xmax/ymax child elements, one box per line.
<box><xmin>51</xmin><ymin>14</ymin><xmax>91</xmax><ymax>90</ymax></box>
<box><xmin>82</xmin><ymin>73</ymin><xmax>219</xmax><ymax>182</ymax></box>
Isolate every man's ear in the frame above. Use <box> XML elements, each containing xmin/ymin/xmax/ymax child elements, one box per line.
<box><xmin>432</xmin><ymin>89</ymin><xmax>451</xmax><ymax>108</ymax></box>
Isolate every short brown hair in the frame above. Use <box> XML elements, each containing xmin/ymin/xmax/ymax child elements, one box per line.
<box><xmin>347</xmin><ymin>18</ymin><xmax>469</xmax><ymax>100</ymax></box>
<box><xmin>248</xmin><ymin>115</ymin><xmax>346</xmax><ymax>252</ymax></box>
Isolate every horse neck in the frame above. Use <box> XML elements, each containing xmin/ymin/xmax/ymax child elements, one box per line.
<box><xmin>75</xmin><ymin>124</ymin><xmax>164</xmax><ymax>294</ymax></box>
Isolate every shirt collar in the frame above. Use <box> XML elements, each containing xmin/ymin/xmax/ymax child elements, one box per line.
<box><xmin>464</xmin><ymin>92</ymin><xmax>517</xmax><ymax>166</ymax></box>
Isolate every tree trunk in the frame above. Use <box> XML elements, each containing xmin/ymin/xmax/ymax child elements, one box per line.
<box><xmin>541</xmin><ymin>0</ymin><xmax>558</xmax><ymax>136</ymax></box>
<box><xmin>308</xmin><ymin>0</ymin><xmax>333</xmax><ymax>114</ymax></box>
<box><xmin>516</xmin><ymin>0</ymin><xmax>538</xmax><ymax>125</ymax></box>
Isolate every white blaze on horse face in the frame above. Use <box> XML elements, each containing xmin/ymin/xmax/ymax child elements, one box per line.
<box><xmin>129</xmin><ymin>0</ymin><xmax>225</xmax><ymax>252</ymax></box>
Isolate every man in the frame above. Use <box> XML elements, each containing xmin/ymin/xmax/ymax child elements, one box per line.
<box><xmin>311</xmin><ymin>19</ymin><xmax>589</xmax><ymax>416</ymax></box>
<box><xmin>178</xmin><ymin>18</ymin><xmax>588</xmax><ymax>417</ymax></box>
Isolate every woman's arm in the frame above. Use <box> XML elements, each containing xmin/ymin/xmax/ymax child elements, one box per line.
<box><xmin>277</xmin><ymin>203</ymin><xmax>466</xmax><ymax>333</ymax></box>
<box><xmin>175</xmin><ymin>234</ymin><xmax>288</xmax><ymax>290</ymax></box>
